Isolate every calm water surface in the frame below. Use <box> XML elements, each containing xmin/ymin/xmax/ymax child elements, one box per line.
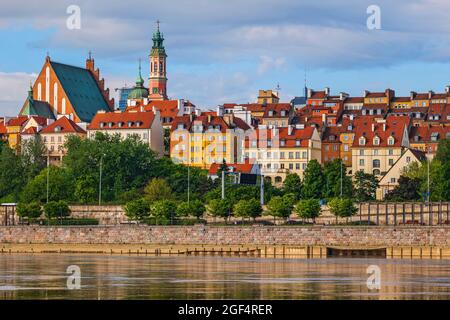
<box><xmin>0</xmin><ymin>254</ymin><xmax>449</xmax><ymax>299</ymax></box>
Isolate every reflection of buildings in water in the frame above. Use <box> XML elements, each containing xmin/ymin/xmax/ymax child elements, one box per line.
<box><xmin>0</xmin><ymin>255</ymin><xmax>448</xmax><ymax>300</ymax></box>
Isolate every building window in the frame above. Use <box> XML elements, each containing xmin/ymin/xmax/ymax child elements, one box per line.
<box><xmin>373</xmin><ymin>159</ymin><xmax>380</xmax><ymax>168</ymax></box>
<box><xmin>359</xmin><ymin>159</ymin><xmax>364</xmax><ymax>166</ymax></box>
<box><xmin>389</xmin><ymin>159</ymin><xmax>394</xmax><ymax>166</ymax></box>
<box><xmin>359</xmin><ymin>150</ymin><xmax>364</xmax><ymax>156</ymax></box>
<box><xmin>388</xmin><ymin>149</ymin><xmax>394</xmax><ymax>155</ymax></box>
<box><xmin>280</xmin><ymin>152</ymin><xmax>285</xmax><ymax>159</ymax></box>
<box><xmin>295</xmin><ymin>152</ymin><xmax>300</xmax><ymax>159</ymax></box>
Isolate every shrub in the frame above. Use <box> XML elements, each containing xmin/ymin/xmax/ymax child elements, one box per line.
<box><xmin>233</xmin><ymin>198</ymin><xmax>262</xmax><ymax>221</ymax></box>
<box><xmin>328</xmin><ymin>198</ymin><xmax>358</xmax><ymax>223</ymax></box>
<box><xmin>176</xmin><ymin>200</ymin><xmax>205</xmax><ymax>219</ymax></box>
<box><xmin>124</xmin><ymin>198</ymin><xmax>150</xmax><ymax>221</ymax></box>
<box><xmin>16</xmin><ymin>202</ymin><xmax>42</xmax><ymax>219</ymax></box>
<box><xmin>150</xmin><ymin>199</ymin><xmax>177</xmax><ymax>221</ymax></box>
<box><xmin>44</xmin><ymin>200</ymin><xmax>71</xmax><ymax>219</ymax></box>
<box><xmin>207</xmin><ymin>199</ymin><xmax>232</xmax><ymax>221</ymax></box>
<box><xmin>294</xmin><ymin>199</ymin><xmax>321</xmax><ymax>223</ymax></box>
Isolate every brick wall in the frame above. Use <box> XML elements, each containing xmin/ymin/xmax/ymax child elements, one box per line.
<box><xmin>0</xmin><ymin>225</ymin><xmax>449</xmax><ymax>247</ymax></box>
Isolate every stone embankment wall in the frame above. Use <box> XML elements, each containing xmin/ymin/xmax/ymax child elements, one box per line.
<box><xmin>0</xmin><ymin>225</ymin><xmax>449</xmax><ymax>247</ymax></box>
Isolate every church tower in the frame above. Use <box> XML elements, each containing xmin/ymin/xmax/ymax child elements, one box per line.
<box><xmin>148</xmin><ymin>21</ymin><xmax>168</xmax><ymax>100</ymax></box>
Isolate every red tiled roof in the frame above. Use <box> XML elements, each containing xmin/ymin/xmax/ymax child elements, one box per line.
<box><xmin>0</xmin><ymin>121</ymin><xmax>6</xmax><ymax>134</ymax></box>
<box><xmin>7</xmin><ymin>116</ymin><xmax>29</xmax><ymax>127</ymax></box>
<box><xmin>365</xmin><ymin>92</ymin><xmax>386</xmax><ymax>98</ymax></box>
<box><xmin>245</xmin><ymin>126</ymin><xmax>315</xmax><ymax>148</ymax></box>
<box><xmin>352</xmin><ymin>116</ymin><xmax>410</xmax><ymax>148</ymax></box>
<box><xmin>344</xmin><ymin>97</ymin><xmax>364</xmax><ymax>103</ymax></box>
<box><xmin>392</xmin><ymin>97</ymin><xmax>411</xmax><ymax>102</ymax></box>
<box><xmin>41</xmin><ymin>116</ymin><xmax>86</xmax><ymax>134</ymax></box>
<box><xmin>309</xmin><ymin>91</ymin><xmax>327</xmax><ymax>99</ymax></box>
<box><xmin>208</xmin><ymin>162</ymin><xmax>254</xmax><ymax>175</ymax></box>
<box><xmin>171</xmin><ymin>114</ymin><xmax>250</xmax><ymax>133</ymax></box>
<box><xmin>127</xmin><ymin>100</ymin><xmax>181</xmax><ymax>122</ymax></box>
<box><xmin>263</xmin><ymin>103</ymin><xmax>292</xmax><ymax>118</ymax></box>
<box><xmin>88</xmin><ymin>111</ymin><xmax>155</xmax><ymax>130</ymax></box>
<box><xmin>21</xmin><ymin>126</ymin><xmax>38</xmax><ymax>135</ymax></box>
<box><xmin>410</xmin><ymin>125</ymin><xmax>450</xmax><ymax>143</ymax></box>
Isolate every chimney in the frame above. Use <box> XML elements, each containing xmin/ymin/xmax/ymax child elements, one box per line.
<box><xmin>324</xmin><ymin>87</ymin><xmax>330</xmax><ymax>96</ymax></box>
<box><xmin>223</xmin><ymin>114</ymin><xmax>234</xmax><ymax>126</ymax></box>
<box><xmin>288</xmin><ymin>125</ymin><xmax>293</xmax><ymax>135</ymax></box>
<box><xmin>322</xmin><ymin>113</ymin><xmax>327</xmax><ymax>124</ymax></box>
<box><xmin>364</xmin><ymin>90</ymin><xmax>369</xmax><ymax>97</ymax></box>
<box><xmin>383</xmin><ymin>123</ymin><xmax>386</xmax><ymax>131</ymax></box>
<box><xmin>428</xmin><ymin>90</ymin><xmax>434</xmax><ymax>99</ymax></box>
<box><xmin>339</xmin><ymin>92</ymin><xmax>348</xmax><ymax>100</ymax></box>
<box><xmin>372</xmin><ymin>123</ymin><xmax>375</xmax><ymax>132</ymax></box>
<box><xmin>208</xmin><ymin>114</ymin><xmax>212</xmax><ymax>123</ymax></box>
<box><xmin>307</xmin><ymin>88</ymin><xmax>313</xmax><ymax>98</ymax></box>
<box><xmin>189</xmin><ymin>114</ymin><xmax>194</xmax><ymax>123</ymax></box>
<box><xmin>217</xmin><ymin>105</ymin><xmax>224</xmax><ymax>117</ymax></box>
<box><xmin>349</xmin><ymin>114</ymin><xmax>354</xmax><ymax>121</ymax></box>
<box><xmin>410</xmin><ymin>91</ymin><xmax>416</xmax><ymax>100</ymax></box>
<box><xmin>446</xmin><ymin>86</ymin><xmax>450</xmax><ymax>93</ymax></box>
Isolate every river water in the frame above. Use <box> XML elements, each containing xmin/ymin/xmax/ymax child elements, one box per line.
<box><xmin>0</xmin><ymin>254</ymin><xmax>449</xmax><ymax>299</ymax></box>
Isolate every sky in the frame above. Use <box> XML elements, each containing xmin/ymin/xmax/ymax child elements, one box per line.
<box><xmin>2</xmin><ymin>0</ymin><xmax>450</xmax><ymax>116</ymax></box>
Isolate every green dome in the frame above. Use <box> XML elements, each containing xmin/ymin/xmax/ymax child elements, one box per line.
<box><xmin>127</xmin><ymin>60</ymin><xmax>148</xmax><ymax>100</ymax></box>
<box><xmin>128</xmin><ymin>86</ymin><xmax>148</xmax><ymax>100</ymax></box>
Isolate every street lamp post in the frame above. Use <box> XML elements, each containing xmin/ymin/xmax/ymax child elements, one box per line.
<box><xmin>98</xmin><ymin>154</ymin><xmax>105</xmax><ymax>206</ymax></box>
<box><xmin>46</xmin><ymin>153</ymin><xmax>50</xmax><ymax>204</ymax></box>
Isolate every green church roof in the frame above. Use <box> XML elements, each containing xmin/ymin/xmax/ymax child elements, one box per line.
<box><xmin>50</xmin><ymin>61</ymin><xmax>110</xmax><ymax>122</ymax></box>
<box><xmin>20</xmin><ymin>86</ymin><xmax>56</xmax><ymax>120</ymax></box>
<box><xmin>127</xmin><ymin>61</ymin><xmax>148</xmax><ymax>100</ymax></box>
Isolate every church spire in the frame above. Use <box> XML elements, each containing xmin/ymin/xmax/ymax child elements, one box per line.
<box><xmin>136</xmin><ymin>59</ymin><xmax>144</xmax><ymax>87</ymax></box>
<box><xmin>149</xmin><ymin>20</ymin><xmax>168</xmax><ymax>100</ymax></box>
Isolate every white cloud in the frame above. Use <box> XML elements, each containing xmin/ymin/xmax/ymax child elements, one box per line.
<box><xmin>0</xmin><ymin>72</ymin><xmax>37</xmax><ymax>116</ymax></box>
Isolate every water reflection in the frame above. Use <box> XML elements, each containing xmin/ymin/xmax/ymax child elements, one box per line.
<box><xmin>0</xmin><ymin>254</ymin><xmax>449</xmax><ymax>299</ymax></box>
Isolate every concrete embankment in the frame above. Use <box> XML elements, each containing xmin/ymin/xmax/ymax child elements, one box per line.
<box><xmin>1</xmin><ymin>225</ymin><xmax>450</xmax><ymax>259</ymax></box>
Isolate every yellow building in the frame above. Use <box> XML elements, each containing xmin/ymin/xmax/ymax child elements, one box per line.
<box><xmin>351</xmin><ymin>116</ymin><xmax>410</xmax><ymax>178</ymax></box>
<box><xmin>170</xmin><ymin>113</ymin><xmax>250</xmax><ymax>169</ymax></box>
<box><xmin>244</xmin><ymin>125</ymin><xmax>321</xmax><ymax>185</ymax></box>
<box><xmin>257</xmin><ymin>90</ymin><xmax>280</xmax><ymax>104</ymax></box>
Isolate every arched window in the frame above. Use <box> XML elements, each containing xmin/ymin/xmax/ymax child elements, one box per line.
<box><xmin>45</xmin><ymin>66</ymin><xmax>50</xmax><ymax>102</ymax></box>
<box><xmin>53</xmin><ymin>82</ymin><xmax>58</xmax><ymax>113</ymax></box>
<box><xmin>160</xmin><ymin>62</ymin><xmax>163</xmax><ymax>73</ymax></box>
<box><xmin>37</xmin><ymin>83</ymin><xmax>42</xmax><ymax>100</ymax></box>
<box><xmin>359</xmin><ymin>136</ymin><xmax>366</xmax><ymax>145</ymax></box>
<box><xmin>388</xmin><ymin>136</ymin><xmax>395</xmax><ymax>145</ymax></box>
<box><xmin>373</xmin><ymin>169</ymin><xmax>381</xmax><ymax>175</ymax></box>
<box><xmin>61</xmin><ymin>98</ymin><xmax>66</xmax><ymax>114</ymax></box>
<box><xmin>373</xmin><ymin>136</ymin><xmax>380</xmax><ymax>145</ymax></box>
<box><xmin>373</xmin><ymin>159</ymin><xmax>380</xmax><ymax>168</ymax></box>
<box><xmin>275</xmin><ymin>176</ymin><xmax>282</xmax><ymax>183</ymax></box>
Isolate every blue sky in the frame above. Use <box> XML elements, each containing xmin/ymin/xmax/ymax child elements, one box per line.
<box><xmin>2</xmin><ymin>0</ymin><xmax>450</xmax><ymax>116</ymax></box>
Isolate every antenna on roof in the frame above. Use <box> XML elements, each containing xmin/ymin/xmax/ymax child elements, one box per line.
<box><xmin>88</xmin><ymin>50</ymin><xmax>92</xmax><ymax>60</ymax></box>
<box><xmin>304</xmin><ymin>65</ymin><xmax>307</xmax><ymax>98</ymax></box>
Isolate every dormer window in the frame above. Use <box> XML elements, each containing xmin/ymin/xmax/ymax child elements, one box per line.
<box><xmin>414</xmin><ymin>135</ymin><xmax>419</xmax><ymax>142</ymax></box>
<box><xmin>108</xmin><ymin>122</ymin><xmax>114</xmax><ymax>128</ymax></box>
<box><xmin>136</xmin><ymin>121</ymin><xmax>142</xmax><ymax>128</ymax></box>
<box><xmin>118</xmin><ymin>122</ymin><xmax>123</xmax><ymax>128</ymax></box>
<box><xmin>295</xmin><ymin>140</ymin><xmax>300</xmax><ymax>146</ymax></box>
<box><xmin>373</xmin><ymin>136</ymin><xmax>380</xmax><ymax>146</ymax></box>
<box><xmin>431</xmin><ymin>132</ymin><xmax>439</xmax><ymax>142</ymax></box>
<box><xmin>54</xmin><ymin>126</ymin><xmax>61</xmax><ymax>133</ymax></box>
<box><xmin>268</xmin><ymin>111</ymin><xmax>273</xmax><ymax>117</ymax></box>
<box><xmin>359</xmin><ymin>136</ymin><xmax>366</xmax><ymax>146</ymax></box>
<box><xmin>100</xmin><ymin>122</ymin><xmax>105</xmax><ymax>128</ymax></box>
<box><xmin>387</xmin><ymin>136</ymin><xmax>395</xmax><ymax>145</ymax></box>
<box><xmin>280</xmin><ymin>139</ymin><xmax>286</xmax><ymax>147</ymax></box>
<box><xmin>177</xmin><ymin>123</ymin><xmax>184</xmax><ymax>130</ymax></box>
<box><xmin>128</xmin><ymin>121</ymin><xmax>133</xmax><ymax>127</ymax></box>
<box><xmin>329</xmin><ymin>135</ymin><xmax>335</xmax><ymax>141</ymax></box>
<box><xmin>280</xmin><ymin>110</ymin><xmax>286</xmax><ymax>117</ymax></box>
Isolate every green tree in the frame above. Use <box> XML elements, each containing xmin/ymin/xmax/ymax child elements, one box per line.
<box><xmin>74</xmin><ymin>175</ymin><xmax>98</xmax><ymax>204</ymax></box>
<box><xmin>144</xmin><ymin>178</ymin><xmax>173</xmax><ymax>202</ymax></box>
<box><xmin>354</xmin><ymin>171</ymin><xmax>379</xmax><ymax>202</ymax></box>
<box><xmin>385</xmin><ymin>176</ymin><xmax>421</xmax><ymax>201</ymax></box>
<box><xmin>150</xmin><ymin>199</ymin><xmax>177</xmax><ymax>222</ymax></box>
<box><xmin>266</xmin><ymin>195</ymin><xmax>293</xmax><ymax>221</ymax></box>
<box><xmin>20</xmin><ymin>166</ymin><xmax>74</xmax><ymax>203</ymax></box>
<box><xmin>21</xmin><ymin>135</ymin><xmax>47</xmax><ymax>182</ymax></box>
<box><xmin>295</xmin><ymin>199</ymin><xmax>321</xmax><ymax>223</ymax></box>
<box><xmin>233</xmin><ymin>198</ymin><xmax>262</xmax><ymax>221</ymax></box>
<box><xmin>124</xmin><ymin>198</ymin><xmax>150</xmax><ymax>221</ymax></box>
<box><xmin>44</xmin><ymin>200</ymin><xmax>71</xmax><ymax>219</ymax></box>
<box><xmin>207</xmin><ymin>199</ymin><xmax>232</xmax><ymax>222</ymax></box>
<box><xmin>302</xmin><ymin>160</ymin><xmax>325</xmax><ymax>199</ymax></box>
<box><xmin>323</xmin><ymin>159</ymin><xmax>353</xmax><ymax>198</ymax></box>
<box><xmin>328</xmin><ymin>198</ymin><xmax>358</xmax><ymax>223</ymax></box>
<box><xmin>283</xmin><ymin>173</ymin><xmax>302</xmax><ymax>200</ymax></box>
<box><xmin>404</xmin><ymin>160</ymin><xmax>446</xmax><ymax>201</ymax></box>
<box><xmin>0</xmin><ymin>145</ymin><xmax>26</xmax><ymax>201</ymax></box>
<box><xmin>176</xmin><ymin>200</ymin><xmax>205</xmax><ymax>220</ymax></box>
<box><xmin>16</xmin><ymin>202</ymin><xmax>42</xmax><ymax>219</ymax></box>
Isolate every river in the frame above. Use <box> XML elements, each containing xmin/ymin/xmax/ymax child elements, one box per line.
<box><xmin>0</xmin><ymin>254</ymin><xmax>449</xmax><ymax>299</ymax></box>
